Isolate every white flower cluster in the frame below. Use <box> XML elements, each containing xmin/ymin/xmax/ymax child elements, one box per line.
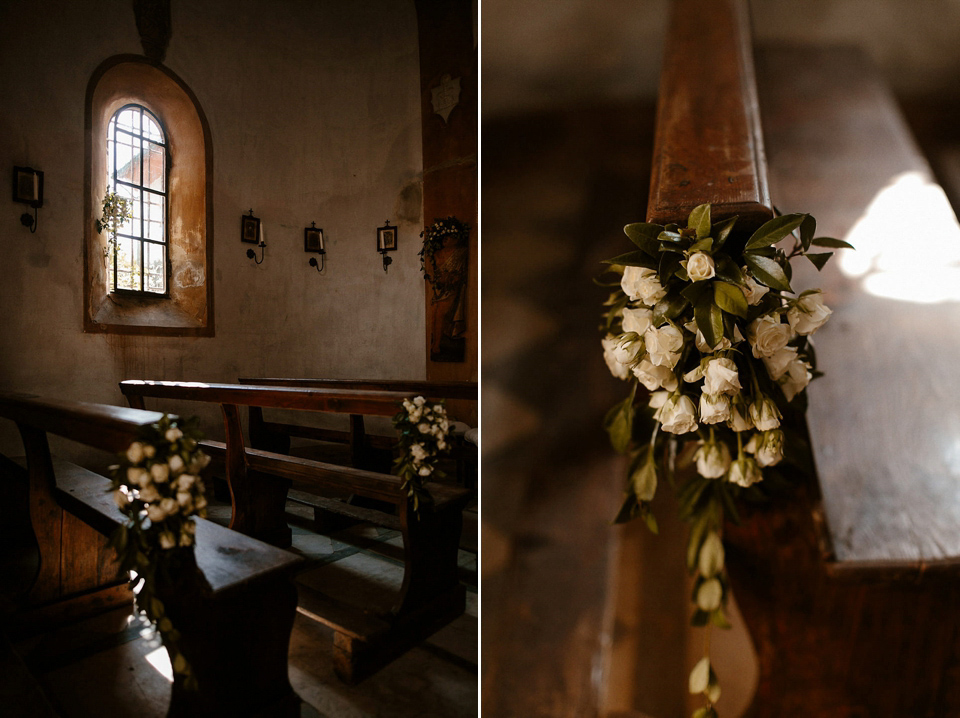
<box><xmin>114</xmin><ymin>425</ymin><xmax>211</xmax><ymax>550</ymax></box>
<box><xmin>399</xmin><ymin>396</ymin><xmax>451</xmax><ymax>478</ymax></box>
<box><xmin>603</xmin><ymin>267</ymin><xmax>832</xmax><ymax>486</ymax></box>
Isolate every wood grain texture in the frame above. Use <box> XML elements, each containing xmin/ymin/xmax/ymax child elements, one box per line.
<box><xmin>647</xmin><ymin>0</ymin><xmax>773</xmax><ymax>230</ymax></box>
<box><xmin>238</xmin><ymin>377</ymin><xmax>478</xmax><ymax>401</ymax></box>
<box><xmin>120</xmin><ymin>380</ymin><xmax>414</xmax><ymax>417</ymax></box>
<box><xmin>757</xmin><ymin>45</ymin><xmax>960</xmax><ymax>571</ymax></box>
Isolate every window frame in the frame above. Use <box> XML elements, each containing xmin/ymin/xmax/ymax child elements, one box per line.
<box><xmin>108</xmin><ymin>103</ymin><xmax>171</xmax><ymax>298</ymax></box>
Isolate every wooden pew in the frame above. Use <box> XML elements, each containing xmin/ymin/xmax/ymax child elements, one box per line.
<box><xmin>605</xmin><ymin>0</ymin><xmax>960</xmax><ymax>715</ymax></box>
<box><xmin>119</xmin><ymin>380</ymin><xmax>470</xmax><ymax>682</ymax></box>
<box><xmin>0</xmin><ymin>391</ymin><xmax>304</xmax><ymax>717</ymax></box>
<box><xmin>236</xmin><ymin>377</ymin><xmax>477</xmax><ymax>474</ymax></box>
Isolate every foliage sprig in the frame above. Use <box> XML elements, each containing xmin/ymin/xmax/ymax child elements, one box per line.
<box><xmin>97</xmin><ymin>190</ymin><xmax>133</xmax><ymax>260</ymax></box>
<box><xmin>392</xmin><ymin>396</ymin><xmax>452</xmax><ymax>514</ymax></box>
<box><xmin>599</xmin><ymin>204</ymin><xmax>852</xmax><ymax>716</ymax></box>
<box><xmin>108</xmin><ymin>414</ymin><xmax>211</xmax><ymax>689</ymax></box>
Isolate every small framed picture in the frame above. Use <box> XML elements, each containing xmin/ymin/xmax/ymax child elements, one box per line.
<box><xmin>377</xmin><ymin>223</ymin><xmax>398</xmax><ymax>252</ymax></box>
<box><xmin>241</xmin><ymin>213</ymin><xmax>260</xmax><ymax>244</ymax></box>
<box><xmin>13</xmin><ymin>166</ymin><xmax>43</xmax><ymax>207</ymax></box>
<box><xmin>304</xmin><ymin>225</ymin><xmax>325</xmax><ymax>253</ymax></box>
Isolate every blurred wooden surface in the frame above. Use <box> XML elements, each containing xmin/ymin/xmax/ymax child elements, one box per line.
<box><xmin>719</xmin><ymin>44</ymin><xmax>960</xmax><ymax>717</ymax></box>
<box><xmin>482</xmin><ymin>104</ymin><xmax>662</xmax><ymax>717</ymax></box>
<box><xmin>648</xmin><ymin>0</ymin><xmax>773</xmax><ymax>231</ymax></box>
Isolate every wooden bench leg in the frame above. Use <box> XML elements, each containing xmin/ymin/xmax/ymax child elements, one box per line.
<box><xmin>395</xmin><ymin>500</ymin><xmax>464</xmax><ymax>617</ymax></box>
<box><xmin>161</xmin><ymin>557</ymin><xmax>301</xmax><ymax>717</ymax></box>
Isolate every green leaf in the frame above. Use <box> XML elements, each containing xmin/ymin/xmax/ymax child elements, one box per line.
<box><xmin>811</xmin><ymin>236</ymin><xmax>854</xmax><ymax>249</ymax></box>
<box><xmin>687</xmin><ymin>513</ymin><xmax>709</xmax><ymax>571</ymax></box>
<box><xmin>713</xmin><ymin>254</ymin><xmax>743</xmax><ymax>284</ymax></box>
<box><xmin>713</xmin><ymin>216</ymin><xmax>737</xmax><ymax>250</ymax></box>
<box><xmin>744</xmin><ymin>213</ymin><xmax>805</xmax><ymax>251</ymax></box>
<box><xmin>612</xmin><ymin>493</ymin><xmax>639</xmax><ymax>524</ymax></box>
<box><xmin>799</xmin><ymin>214</ymin><xmax>816</xmax><ymax>251</ymax></box>
<box><xmin>658</xmin><ymin>230</ymin><xmax>684</xmax><ymax>243</ymax></box>
<box><xmin>743</xmin><ymin>253</ymin><xmax>792</xmax><ymax>292</ymax></box>
<box><xmin>603</xmin><ymin>385</ymin><xmax>637</xmax><ymax>454</ymax></box>
<box><xmin>630</xmin><ymin>454</ymin><xmax>658</xmax><ymax>502</ymax></box>
<box><xmin>689</xmin><ymin>238</ymin><xmax>713</xmax><ymax>253</ymax></box>
<box><xmin>691</xmin><ymin>609</ymin><xmax>710</xmax><ymax>627</ymax></box>
<box><xmin>601</xmin><ymin>250</ymin><xmax>655</xmax><ymax>267</ymax></box>
<box><xmin>624</xmin><ymin>222</ymin><xmax>663</xmax><ymax>255</ymax></box>
<box><xmin>659</xmin><ymin>251</ymin><xmax>683</xmax><ymax>282</ymax></box>
<box><xmin>710</xmin><ymin>608</ymin><xmax>732</xmax><ymax>629</ymax></box>
<box><xmin>681</xmin><ymin>281</ymin><xmax>711</xmax><ymax>305</ymax></box>
<box><xmin>806</xmin><ymin>252</ymin><xmax>833</xmax><ymax>271</ymax></box>
<box><xmin>643</xmin><ymin>511</ymin><xmax>659</xmax><ymax>534</ymax></box>
<box><xmin>694</xmin><ymin>294</ymin><xmax>724</xmax><ymax>350</ymax></box>
<box><xmin>714</xmin><ymin>281</ymin><xmax>748</xmax><ymax>318</ymax></box>
<box><xmin>687</xmin><ymin>204</ymin><xmax>712</xmax><ymax>239</ymax></box>
<box><xmin>652</xmin><ymin>293</ymin><xmax>689</xmax><ymax>325</ymax></box>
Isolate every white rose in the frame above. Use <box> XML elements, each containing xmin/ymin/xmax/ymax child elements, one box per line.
<box><xmin>113</xmin><ymin>489</ymin><xmax>130</xmax><ymax>508</ymax></box>
<box><xmin>143</xmin><ymin>444</ymin><xmax>156</xmax><ymax>459</ymax></box>
<box><xmin>779</xmin><ymin>358</ymin><xmax>813</xmax><ymax>401</ymax></box>
<box><xmin>749</xmin><ymin>315</ymin><xmax>794</xmax><ymax>358</ymax></box>
<box><xmin>177</xmin><ymin>491</ymin><xmax>193</xmax><ymax>508</ymax></box>
<box><xmin>147</xmin><ymin>503</ymin><xmax>167</xmax><ymax>522</ymax></box>
<box><xmin>727</xmin><ymin>399</ymin><xmax>754</xmax><ymax>432</ymax></box>
<box><xmin>644</xmin><ymin>324</ymin><xmax>684</xmax><ymax>368</ymax></box>
<box><xmin>622</xmin><ymin>306</ymin><xmax>654</xmax><ymax>336</ymax></box>
<box><xmin>621</xmin><ymin>266</ymin><xmax>666</xmax><ymax>306</ymax></box>
<box><xmin>126</xmin><ymin>442</ymin><xmax>145</xmax><ymax>464</ymax></box>
<box><xmin>633</xmin><ymin>359</ymin><xmax>678</xmax><ymax>392</ymax></box>
<box><xmin>418</xmin><ymin>423</ymin><xmax>431</xmax><ymax>434</ymax></box>
<box><xmin>413</xmin><ymin>396</ymin><xmax>426</xmax><ymax>407</ymax></box>
<box><xmin>703</xmin><ymin>357</ymin><xmax>742</xmax><ymax>396</ymax></box>
<box><xmin>126</xmin><ymin>466</ymin><xmax>149</xmax><ymax>487</ymax></box>
<box><xmin>158</xmin><ymin>531</ymin><xmax>177</xmax><ymax>550</ymax></box>
<box><xmin>694</xmin><ymin>441</ymin><xmax>732</xmax><ymax>479</ymax></box>
<box><xmin>402</xmin><ymin>399</ymin><xmax>416</xmax><ymax>413</ymax></box>
<box><xmin>750</xmin><ymin>396</ymin><xmax>782</xmax><ymax>431</ymax></box>
<box><xmin>437</xmin><ymin>439</ymin><xmax>447</xmax><ymax>451</ymax></box>
<box><xmin>150</xmin><ymin>463</ymin><xmax>170</xmax><ymax>483</ymax></box>
<box><xmin>788</xmin><ymin>291</ymin><xmax>832</xmax><ymax>335</ymax></box>
<box><xmin>763</xmin><ymin>346</ymin><xmax>799</xmax><ymax>381</ymax></box>
<box><xmin>611</xmin><ymin>335</ymin><xmax>642</xmax><ymax>367</ymax></box>
<box><xmin>410</xmin><ymin>444</ymin><xmax>428</xmax><ymax>462</ymax></box>
<box><xmin>418</xmin><ymin>466</ymin><xmax>432</xmax><ymax>477</ymax></box>
<box><xmin>741</xmin><ymin>271</ymin><xmax>769</xmax><ymax>305</ymax></box>
<box><xmin>177</xmin><ymin>473</ymin><xmax>196</xmax><ymax>491</ymax></box>
<box><xmin>183</xmin><ymin>521</ymin><xmax>196</xmax><ymax>535</ymax></box>
<box><xmin>410</xmin><ymin>408</ymin><xmax>423</xmax><ymax>422</ymax></box>
<box><xmin>699</xmin><ymin>532</ymin><xmax>726</xmax><ymax>577</ymax></box>
<box><xmin>433</xmin><ymin>405</ymin><xmax>443</xmax><ymax>413</ymax></box>
<box><xmin>440</xmin><ymin>419</ymin><xmax>449</xmax><ymax>432</ymax></box>
<box><xmin>195</xmin><ymin>494</ymin><xmax>208</xmax><ymax>511</ymax></box>
<box><xmin>160</xmin><ymin>497</ymin><xmax>178</xmax><ymax>516</ymax></box>
<box><xmin>179</xmin><ymin>532</ymin><xmax>194</xmax><ymax>547</ymax></box>
<box><xmin>684</xmin><ymin>252</ymin><xmax>716</xmax><ymax>282</ymax></box>
<box><xmin>699</xmin><ymin>393</ymin><xmax>731</xmax><ymax>425</ymax></box>
<box><xmin>753</xmin><ymin>430</ymin><xmax>785</xmax><ymax>467</ymax></box>
<box><xmin>139</xmin><ymin>484</ymin><xmax>160</xmax><ymax>503</ymax></box>
<box><xmin>655</xmin><ymin>393</ymin><xmax>698</xmax><ymax>435</ymax></box>
<box><xmin>602</xmin><ymin>335</ymin><xmax>631</xmax><ymax>380</ymax></box>
<box><xmin>165</xmin><ymin>428</ymin><xmax>183</xmax><ymax>443</ymax></box>
<box><xmin>696</xmin><ymin>578</ymin><xmax>723</xmax><ymax>611</ymax></box>
<box><xmin>727</xmin><ymin>456</ymin><xmax>763</xmax><ymax>487</ymax></box>
<box><xmin>168</xmin><ymin>455</ymin><xmax>185</xmax><ymax>474</ymax></box>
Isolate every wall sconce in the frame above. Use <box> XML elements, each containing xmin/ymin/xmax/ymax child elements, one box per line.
<box><xmin>242</xmin><ymin>209</ymin><xmax>265</xmax><ymax>264</ymax></box>
<box><xmin>305</xmin><ymin>222</ymin><xmax>325</xmax><ymax>273</ymax></box>
<box><xmin>376</xmin><ymin>220</ymin><xmax>397</xmax><ymax>273</ymax></box>
<box><xmin>13</xmin><ymin>166</ymin><xmax>43</xmax><ymax>234</ymax></box>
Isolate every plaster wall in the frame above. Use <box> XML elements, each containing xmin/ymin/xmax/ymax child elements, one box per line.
<box><xmin>0</xmin><ymin>0</ymin><xmax>425</xmax><ymax>459</ymax></box>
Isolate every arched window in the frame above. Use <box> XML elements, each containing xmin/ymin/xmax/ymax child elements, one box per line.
<box><xmin>107</xmin><ymin>104</ymin><xmax>168</xmax><ymax>295</ymax></box>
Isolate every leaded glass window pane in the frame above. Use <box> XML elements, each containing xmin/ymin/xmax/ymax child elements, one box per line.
<box><xmin>106</xmin><ymin>104</ymin><xmax>168</xmax><ymax>295</ymax></box>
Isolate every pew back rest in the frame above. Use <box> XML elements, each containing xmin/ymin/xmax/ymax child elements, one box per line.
<box><xmin>237</xmin><ymin>377</ymin><xmax>478</xmax><ymax>402</ymax></box>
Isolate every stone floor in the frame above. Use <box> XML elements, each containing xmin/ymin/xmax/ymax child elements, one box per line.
<box><xmin>11</xmin><ymin>498</ymin><xmax>478</xmax><ymax>718</ymax></box>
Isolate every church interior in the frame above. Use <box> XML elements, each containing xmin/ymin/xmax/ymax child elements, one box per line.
<box><xmin>1</xmin><ymin>1</ymin><xmax>477</xmax><ymax>716</ymax></box>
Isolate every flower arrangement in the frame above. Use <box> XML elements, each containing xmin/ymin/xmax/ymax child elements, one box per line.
<box><xmin>419</xmin><ymin>216</ymin><xmax>470</xmax><ymax>295</ymax></box>
<box><xmin>392</xmin><ymin>396</ymin><xmax>452</xmax><ymax>512</ymax></box>
<box><xmin>599</xmin><ymin>204</ymin><xmax>851</xmax><ymax>717</ymax></box>
<box><xmin>108</xmin><ymin>414</ymin><xmax>211</xmax><ymax>689</ymax></box>
<box><xmin>96</xmin><ymin>189</ymin><xmax>133</xmax><ymax>260</ymax></box>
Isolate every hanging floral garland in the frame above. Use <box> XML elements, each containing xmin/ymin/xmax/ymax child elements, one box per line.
<box><xmin>419</xmin><ymin>216</ymin><xmax>470</xmax><ymax>298</ymax></box>
<box><xmin>392</xmin><ymin>396</ymin><xmax>452</xmax><ymax>513</ymax></box>
<box><xmin>599</xmin><ymin>204</ymin><xmax>851</xmax><ymax>717</ymax></box>
<box><xmin>108</xmin><ymin>414</ymin><xmax>211</xmax><ymax>689</ymax></box>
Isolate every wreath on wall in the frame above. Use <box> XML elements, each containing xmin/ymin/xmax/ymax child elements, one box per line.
<box><xmin>419</xmin><ymin>216</ymin><xmax>470</xmax><ymax>298</ymax></box>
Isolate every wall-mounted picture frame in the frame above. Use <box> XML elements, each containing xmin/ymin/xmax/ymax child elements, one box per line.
<box><xmin>377</xmin><ymin>223</ymin><xmax>398</xmax><ymax>252</ymax></box>
<box><xmin>304</xmin><ymin>225</ymin><xmax>325</xmax><ymax>253</ymax></box>
<box><xmin>241</xmin><ymin>212</ymin><xmax>260</xmax><ymax>244</ymax></box>
<box><xmin>13</xmin><ymin>166</ymin><xmax>44</xmax><ymax>208</ymax></box>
